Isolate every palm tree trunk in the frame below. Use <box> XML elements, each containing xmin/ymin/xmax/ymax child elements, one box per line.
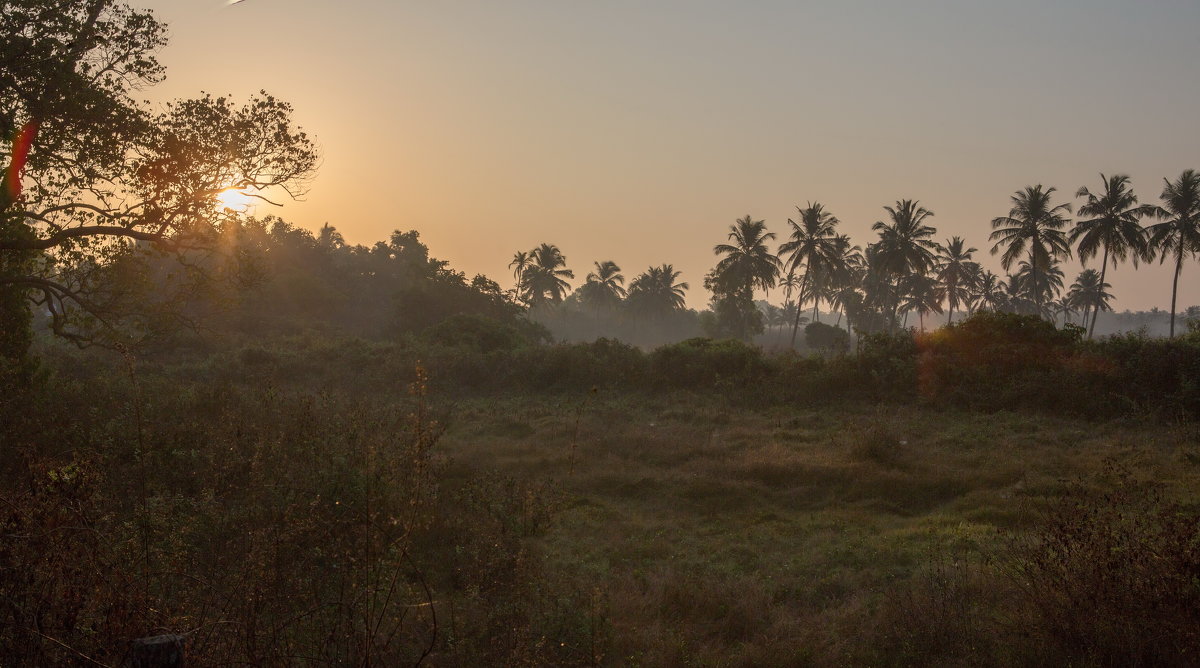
<box><xmin>947</xmin><ymin>291</ymin><xmax>955</xmax><ymax>326</ymax></box>
<box><xmin>1170</xmin><ymin>241</ymin><xmax>1183</xmax><ymax>338</ymax></box>
<box><xmin>1086</xmin><ymin>247</ymin><xmax>1109</xmax><ymax>339</ymax></box>
<box><xmin>1029</xmin><ymin>232</ymin><xmax>1044</xmax><ymax>316</ymax></box>
<box><xmin>811</xmin><ymin>297</ymin><xmax>820</xmax><ymax>324</ymax></box>
<box><xmin>788</xmin><ymin>273</ymin><xmax>812</xmax><ymax>349</ymax></box>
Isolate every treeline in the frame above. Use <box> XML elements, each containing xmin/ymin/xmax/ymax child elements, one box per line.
<box><xmin>510</xmin><ymin>172</ymin><xmax>1200</xmax><ymax>345</ymax></box>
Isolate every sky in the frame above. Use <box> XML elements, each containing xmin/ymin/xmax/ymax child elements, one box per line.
<box><xmin>139</xmin><ymin>0</ymin><xmax>1200</xmax><ymax>311</ymax></box>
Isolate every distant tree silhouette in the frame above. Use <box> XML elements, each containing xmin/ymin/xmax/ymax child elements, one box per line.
<box><xmin>870</xmin><ymin>200</ymin><xmax>938</xmax><ymax>329</ymax></box>
<box><xmin>627</xmin><ymin>264</ymin><xmax>688</xmax><ymax>318</ymax></box>
<box><xmin>778</xmin><ymin>203</ymin><xmax>842</xmax><ymax>346</ymax></box>
<box><xmin>1012</xmin><ymin>258</ymin><xmax>1065</xmax><ymax>317</ymax></box>
<box><xmin>580</xmin><ymin>260</ymin><xmax>626</xmax><ymax>316</ymax></box>
<box><xmin>708</xmin><ymin>216</ymin><xmax>779</xmax><ymax>340</ymax></box>
<box><xmin>898</xmin><ymin>272</ymin><xmax>944</xmax><ymax>332</ymax></box>
<box><xmin>969</xmin><ymin>269</ymin><xmax>1006</xmax><ymax>314</ymax></box>
<box><xmin>1066</xmin><ymin>269</ymin><xmax>1112</xmax><ymax>331</ymax></box>
<box><xmin>990</xmin><ymin>185</ymin><xmax>1073</xmax><ymax>316</ymax></box>
<box><xmin>522</xmin><ymin>243</ymin><xmax>574</xmax><ymax>305</ymax></box>
<box><xmin>935</xmin><ymin>236</ymin><xmax>978</xmax><ymax>325</ymax></box>
<box><xmin>1147</xmin><ymin>169</ymin><xmax>1200</xmax><ymax>338</ymax></box>
<box><xmin>509</xmin><ymin>251</ymin><xmax>532</xmax><ymax>291</ymax></box>
<box><xmin>1071</xmin><ymin>174</ymin><xmax>1153</xmax><ymax>338</ymax></box>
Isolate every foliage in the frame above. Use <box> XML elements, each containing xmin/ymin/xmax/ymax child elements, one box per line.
<box><xmin>0</xmin><ymin>0</ymin><xmax>318</xmax><ymax>350</ymax></box>
<box><xmin>804</xmin><ymin>321</ymin><xmax>849</xmax><ymax>354</ymax></box>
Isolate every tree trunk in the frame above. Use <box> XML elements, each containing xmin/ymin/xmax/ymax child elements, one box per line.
<box><xmin>1170</xmin><ymin>240</ymin><xmax>1183</xmax><ymax>338</ymax></box>
<box><xmin>788</xmin><ymin>273</ymin><xmax>812</xmax><ymax>349</ymax></box>
<box><xmin>1087</xmin><ymin>246</ymin><xmax>1109</xmax><ymax>340</ymax></box>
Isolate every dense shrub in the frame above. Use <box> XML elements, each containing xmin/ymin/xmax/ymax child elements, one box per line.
<box><xmin>1001</xmin><ymin>465</ymin><xmax>1200</xmax><ymax>665</ymax></box>
<box><xmin>650</xmin><ymin>337</ymin><xmax>770</xmax><ymax>389</ymax></box>
<box><xmin>805</xmin><ymin>321</ymin><xmax>850</xmax><ymax>354</ymax></box>
<box><xmin>0</xmin><ymin>370</ymin><xmax>601</xmax><ymax>665</ymax></box>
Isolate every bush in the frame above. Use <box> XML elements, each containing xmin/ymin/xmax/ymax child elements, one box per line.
<box><xmin>649</xmin><ymin>337</ymin><xmax>769</xmax><ymax>389</ymax></box>
<box><xmin>805</xmin><ymin>322</ymin><xmax>850</xmax><ymax>354</ymax></box>
<box><xmin>1001</xmin><ymin>464</ymin><xmax>1200</xmax><ymax>665</ymax></box>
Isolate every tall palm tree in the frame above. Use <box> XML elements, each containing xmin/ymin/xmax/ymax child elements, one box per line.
<box><xmin>1147</xmin><ymin>169</ymin><xmax>1200</xmax><ymax>338</ymax></box>
<box><xmin>872</xmin><ymin>200</ymin><xmax>939</xmax><ymax>277</ymax></box>
<box><xmin>509</xmin><ymin>250</ymin><xmax>532</xmax><ymax>291</ymax></box>
<box><xmin>777</xmin><ymin>203</ymin><xmax>840</xmax><ymax>347</ymax></box>
<box><xmin>1013</xmin><ymin>258</ymin><xmax>1065</xmax><ymax>317</ymax></box>
<box><xmin>711</xmin><ymin>215</ymin><xmax>780</xmax><ymax>299</ymax></box>
<box><xmin>969</xmin><ymin>269</ymin><xmax>1006</xmax><ymax>314</ymax></box>
<box><xmin>871</xmin><ymin>200</ymin><xmax>938</xmax><ymax>328</ymax></box>
<box><xmin>934</xmin><ymin>236</ymin><xmax>978</xmax><ymax>325</ymax></box>
<box><xmin>579</xmin><ymin>260</ymin><xmax>626</xmax><ymax>320</ymax></box>
<box><xmin>898</xmin><ymin>273</ymin><xmax>945</xmax><ymax>332</ymax></box>
<box><xmin>583</xmin><ymin>261</ymin><xmax>626</xmax><ymax>300</ymax></box>
<box><xmin>1071</xmin><ymin>173</ymin><xmax>1153</xmax><ymax>338</ymax></box>
<box><xmin>627</xmin><ymin>264</ymin><xmax>688</xmax><ymax>316</ymax></box>
<box><xmin>861</xmin><ymin>243</ymin><xmax>902</xmax><ymax>332</ymax></box>
<box><xmin>524</xmin><ymin>243</ymin><xmax>574</xmax><ymax>304</ymax></box>
<box><xmin>1066</xmin><ymin>268</ymin><xmax>1113</xmax><ymax>332</ymax></box>
<box><xmin>989</xmin><ymin>185</ymin><xmax>1073</xmax><ymax>316</ymax></box>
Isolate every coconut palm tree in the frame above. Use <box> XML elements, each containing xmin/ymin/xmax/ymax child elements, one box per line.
<box><xmin>897</xmin><ymin>273</ymin><xmax>945</xmax><ymax>332</ymax></box>
<box><xmin>523</xmin><ymin>243</ymin><xmax>574</xmax><ymax>304</ymax></box>
<box><xmin>1071</xmin><ymin>174</ymin><xmax>1154</xmax><ymax>338</ymax></box>
<box><xmin>627</xmin><ymin>264</ymin><xmax>688</xmax><ymax>317</ymax></box>
<box><xmin>578</xmin><ymin>260</ymin><xmax>626</xmax><ymax>321</ymax></box>
<box><xmin>934</xmin><ymin>236</ymin><xmax>978</xmax><ymax>325</ymax></box>
<box><xmin>871</xmin><ymin>200</ymin><xmax>938</xmax><ymax>327</ymax></box>
<box><xmin>1012</xmin><ymin>258</ymin><xmax>1065</xmax><ymax>317</ymax></box>
<box><xmin>871</xmin><ymin>200</ymin><xmax>939</xmax><ymax>277</ymax></box>
<box><xmin>509</xmin><ymin>250</ymin><xmax>532</xmax><ymax>291</ymax></box>
<box><xmin>969</xmin><ymin>269</ymin><xmax>1006</xmax><ymax>314</ymax></box>
<box><xmin>777</xmin><ymin>203</ymin><xmax>841</xmax><ymax>347</ymax></box>
<box><xmin>989</xmin><ymin>185</ymin><xmax>1073</xmax><ymax>316</ymax></box>
<box><xmin>861</xmin><ymin>243</ymin><xmax>902</xmax><ymax>332</ymax></box>
<box><xmin>1147</xmin><ymin>169</ymin><xmax>1200</xmax><ymax>338</ymax></box>
<box><xmin>583</xmin><ymin>261</ymin><xmax>626</xmax><ymax>300</ymax></box>
<box><xmin>713</xmin><ymin>216</ymin><xmax>780</xmax><ymax>293</ymax></box>
<box><xmin>1066</xmin><ymin>268</ymin><xmax>1113</xmax><ymax>332</ymax></box>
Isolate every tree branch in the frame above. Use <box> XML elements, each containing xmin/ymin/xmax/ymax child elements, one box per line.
<box><xmin>0</xmin><ymin>225</ymin><xmax>168</xmax><ymax>251</ymax></box>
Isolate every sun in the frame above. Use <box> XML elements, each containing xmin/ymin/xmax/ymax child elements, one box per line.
<box><xmin>216</xmin><ymin>186</ymin><xmax>257</xmax><ymax>211</ymax></box>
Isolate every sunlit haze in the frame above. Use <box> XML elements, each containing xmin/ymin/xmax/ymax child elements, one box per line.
<box><xmin>142</xmin><ymin>0</ymin><xmax>1200</xmax><ymax>310</ymax></box>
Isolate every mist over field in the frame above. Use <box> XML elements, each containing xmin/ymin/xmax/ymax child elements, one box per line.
<box><xmin>3</xmin><ymin>1</ymin><xmax>1200</xmax><ymax>665</ymax></box>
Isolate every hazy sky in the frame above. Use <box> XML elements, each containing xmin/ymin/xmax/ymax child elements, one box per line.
<box><xmin>140</xmin><ymin>0</ymin><xmax>1199</xmax><ymax>311</ymax></box>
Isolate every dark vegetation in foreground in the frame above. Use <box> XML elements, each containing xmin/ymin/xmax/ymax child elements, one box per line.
<box><xmin>2</xmin><ymin>312</ymin><xmax>1200</xmax><ymax>665</ymax></box>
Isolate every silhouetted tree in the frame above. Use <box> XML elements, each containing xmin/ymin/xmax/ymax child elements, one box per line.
<box><xmin>990</xmin><ymin>185</ymin><xmax>1073</xmax><ymax>316</ymax></box>
<box><xmin>1072</xmin><ymin>174</ymin><xmax>1153</xmax><ymax>338</ymax></box>
<box><xmin>778</xmin><ymin>203</ymin><xmax>841</xmax><ymax>347</ymax></box>
<box><xmin>522</xmin><ymin>243</ymin><xmax>574</xmax><ymax>305</ymax></box>
<box><xmin>1066</xmin><ymin>269</ymin><xmax>1112</xmax><ymax>331</ymax></box>
<box><xmin>0</xmin><ymin>0</ymin><xmax>317</xmax><ymax>357</ymax></box>
<box><xmin>708</xmin><ymin>216</ymin><xmax>779</xmax><ymax>340</ymax></box>
<box><xmin>935</xmin><ymin>236</ymin><xmax>978</xmax><ymax>325</ymax></box>
<box><xmin>1147</xmin><ymin>169</ymin><xmax>1200</xmax><ymax>338</ymax></box>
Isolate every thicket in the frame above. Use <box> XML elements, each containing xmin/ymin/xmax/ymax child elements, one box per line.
<box><xmin>121</xmin><ymin>311</ymin><xmax>1200</xmax><ymax>420</ymax></box>
<box><xmin>0</xmin><ymin>368</ymin><xmax>602</xmax><ymax>665</ymax></box>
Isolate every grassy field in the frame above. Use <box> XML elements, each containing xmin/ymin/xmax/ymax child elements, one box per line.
<box><xmin>439</xmin><ymin>393</ymin><xmax>1200</xmax><ymax>665</ymax></box>
<box><xmin>4</xmin><ymin>354</ymin><xmax>1199</xmax><ymax>665</ymax></box>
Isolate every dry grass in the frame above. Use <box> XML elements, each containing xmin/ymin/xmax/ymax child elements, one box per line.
<box><xmin>440</xmin><ymin>393</ymin><xmax>1200</xmax><ymax>665</ymax></box>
